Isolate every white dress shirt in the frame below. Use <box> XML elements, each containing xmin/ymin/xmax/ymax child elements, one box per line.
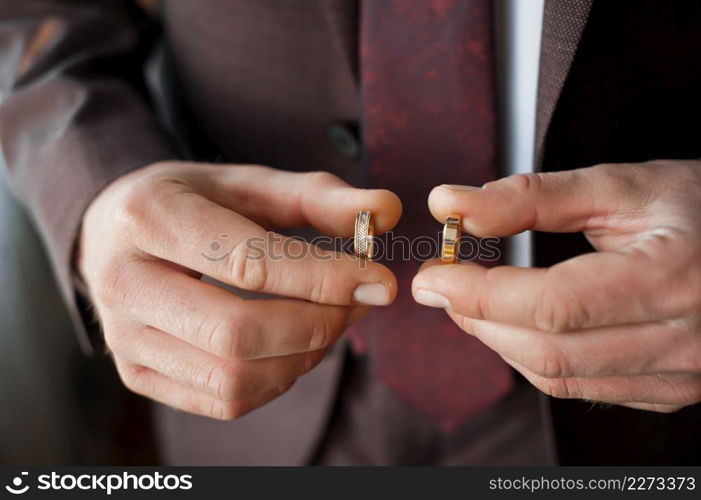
<box><xmin>498</xmin><ymin>0</ymin><xmax>545</xmax><ymax>267</ymax></box>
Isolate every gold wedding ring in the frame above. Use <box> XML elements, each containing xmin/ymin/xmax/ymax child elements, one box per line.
<box><xmin>441</xmin><ymin>214</ymin><xmax>461</xmax><ymax>263</ymax></box>
<box><xmin>354</xmin><ymin>210</ymin><xmax>375</xmax><ymax>261</ymax></box>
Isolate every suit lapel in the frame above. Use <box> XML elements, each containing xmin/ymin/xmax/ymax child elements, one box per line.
<box><xmin>535</xmin><ymin>0</ymin><xmax>593</xmax><ymax>169</ymax></box>
<box><xmin>319</xmin><ymin>0</ymin><xmax>360</xmax><ymax>83</ymax></box>
<box><xmin>534</xmin><ymin>0</ymin><xmax>593</xmax><ymax>463</ymax></box>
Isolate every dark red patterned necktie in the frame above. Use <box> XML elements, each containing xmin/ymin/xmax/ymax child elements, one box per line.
<box><xmin>355</xmin><ymin>0</ymin><xmax>514</xmax><ymax>432</ymax></box>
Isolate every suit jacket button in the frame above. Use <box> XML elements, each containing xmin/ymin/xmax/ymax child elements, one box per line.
<box><xmin>328</xmin><ymin>123</ymin><xmax>360</xmax><ymax>160</ymax></box>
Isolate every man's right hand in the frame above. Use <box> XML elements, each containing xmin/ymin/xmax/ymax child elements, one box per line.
<box><xmin>78</xmin><ymin>161</ymin><xmax>401</xmax><ymax>420</ymax></box>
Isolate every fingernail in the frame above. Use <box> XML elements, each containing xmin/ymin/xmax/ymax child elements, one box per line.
<box><xmin>414</xmin><ymin>289</ymin><xmax>451</xmax><ymax>309</ymax></box>
<box><xmin>418</xmin><ymin>259</ymin><xmax>442</xmax><ymax>272</ymax></box>
<box><xmin>353</xmin><ymin>282</ymin><xmax>391</xmax><ymax>306</ymax></box>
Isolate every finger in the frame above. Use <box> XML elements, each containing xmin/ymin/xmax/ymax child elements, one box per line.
<box><xmin>185</xmin><ymin>164</ymin><xmax>402</xmax><ymax>236</ymax></box>
<box><xmin>417</xmin><ymin>258</ymin><xmax>442</xmax><ymax>272</ymax></box>
<box><xmin>619</xmin><ymin>402</ymin><xmax>684</xmax><ymax>413</ymax></box>
<box><xmin>447</xmin><ymin>312</ymin><xmax>701</xmax><ymax>377</ymax></box>
<box><xmin>501</xmin><ymin>356</ymin><xmax>701</xmax><ymax>406</ymax></box>
<box><xmin>118</xmin><ymin>259</ymin><xmax>368</xmax><ymax>359</ymax></box>
<box><xmin>123</xmin><ymin>188</ymin><xmax>398</xmax><ymax>305</ymax></box>
<box><xmin>115</xmin><ymin>360</ymin><xmax>293</xmax><ymax>420</ymax></box>
<box><xmin>427</xmin><ymin>165</ymin><xmax>650</xmax><ymax>237</ymax></box>
<box><xmin>412</xmin><ymin>249</ymin><xmax>685</xmax><ymax>331</ymax></box>
<box><xmin>114</xmin><ymin>326</ymin><xmax>327</xmax><ymax>401</ymax></box>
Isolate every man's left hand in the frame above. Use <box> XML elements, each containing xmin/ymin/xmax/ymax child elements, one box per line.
<box><xmin>413</xmin><ymin>160</ymin><xmax>701</xmax><ymax>412</ymax></box>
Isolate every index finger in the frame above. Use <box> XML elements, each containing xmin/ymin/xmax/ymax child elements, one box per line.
<box><xmin>124</xmin><ymin>183</ymin><xmax>398</xmax><ymax>305</ymax></box>
<box><xmin>187</xmin><ymin>164</ymin><xmax>403</xmax><ymax>236</ymax></box>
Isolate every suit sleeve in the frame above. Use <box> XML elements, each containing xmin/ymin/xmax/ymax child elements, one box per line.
<box><xmin>0</xmin><ymin>0</ymin><xmax>178</xmax><ymax>352</ymax></box>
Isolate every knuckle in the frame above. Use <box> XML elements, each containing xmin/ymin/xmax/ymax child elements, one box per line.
<box><xmin>199</xmin><ymin>311</ymin><xmax>256</xmax><ymax>360</ymax></box>
<box><xmin>533</xmin><ymin>288</ymin><xmax>561</xmax><ymax>332</ymax></box>
<box><xmin>534</xmin><ymin>277</ymin><xmax>588</xmax><ymax>332</ymax></box>
<box><xmin>304</xmin><ymin>170</ymin><xmax>338</xmax><ymax>187</ymax></box>
<box><xmin>308</xmin><ymin>268</ymin><xmax>329</xmax><ymax>304</ymax></box>
<box><xmin>596</xmin><ymin>163</ymin><xmax>631</xmax><ymax>185</ymax></box>
<box><xmin>209</xmin><ymin>363</ymin><xmax>246</xmax><ymax>401</ymax></box>
<box><xmin>227</xmin><ymin>239</ymin><xmax>268</xmax><ymax>292</ymax></box>
<box><xmin>227</xmin><ymin>318</ymin><xmax>258</xmax><ymax>360</ymax></box>
<box><xmin>474</xmin><ymin>280</ymin><xmax>493</xmax><ymax>320</ymax></box>
<box><xmin>528</xmin><ymin>347</ymin><xmax>569</xmax><ymax>379</ymax></box>
<box><xmin>198</xmin><ymin>316</ymin><xmax>229</xmax><ymax>358</ymax></box>
<box><xmin>91</xmin><ymin>257</ymin><xmax>132</xmax><ymax>308</ymax></box>
<box><xmin>142</xmin><ymin>161</ymin><xmax>180</xmax><ymax>174</ymax></box>
<box><xmin>111</xmin><ymin>183</ymin><xmax>152</xmax><ymax>233</ymax></box>
<box><xmin>452</xmin><ymin>313</ymin><xmax>472</xmax><ymax>333</ymax></box>
<box><xmin>309</xmin><ymin>315</ymin><xmax>332</xmax><ymax>352</ymax></box>
<box><xmin>213</xmin><ymin>401</ymin><xmax>244</xmax><ymax>421</ymax></box>
<box><xmin>117</xmin><ymin>364</ymin><xmax>146</xmax><ymax>394</ymax></box>
<box><xmin>539</xmin><ymin>377</ymin><xmax>579</xmax><ymax>400</ymax></box>
<box><xmin>500</xmin><ymin>172</ymin><xmax>544</xmax><ymax>194</ymax></box>
<box><xmin>102</xmin><ymin>324</ymin><xmax>126</xmax><ymax>354</ymax></box>
<box><xmin>112</xmin><ymin>174</ymin><xmax>190</xmax><ymax>235</ymax></box>
<box><xmin>596</xmin><ymin>163</ymin><xmax>652</xmax><ymax>199</ymax></box>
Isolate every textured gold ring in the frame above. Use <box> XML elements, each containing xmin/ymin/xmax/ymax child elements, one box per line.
<box><xmin>441</xmin><ymin>214</ymin><xmax>461</xmax><ymax>263</ymax></box>
<box><xmin>354</xmin><ymin>210</ymin><xmax>375</xmax><ymax>261</ymax></box>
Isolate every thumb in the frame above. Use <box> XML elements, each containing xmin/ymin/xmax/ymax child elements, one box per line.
<box><xmin>427</xmin><ymin>166</ymin><xmax>626</xmax><ymax>237</ymax></box>
<box><xmin>193</xmin><ymin>164</ymin><xmax>403</xmax><ymax>237</ymax></box>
